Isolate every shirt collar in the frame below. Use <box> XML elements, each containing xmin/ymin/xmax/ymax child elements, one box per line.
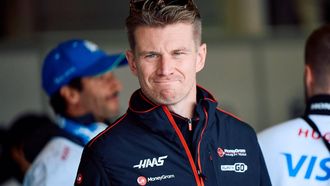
<box><xmin>305</xmin><ymin>95</ymin><xmax>330</xmax><ymax>115</ymax></box>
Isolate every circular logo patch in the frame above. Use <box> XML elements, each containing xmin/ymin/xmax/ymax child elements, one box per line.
<box><xmin>217</xmin><ymin>147</ymin><xmax>224</xmax><ymax>157</ymax></box>
<box><xmin>137</xmin><ymin>176</ymin><xmax>147</xmax><ymax>186</ymax></box>
<box><xmin>76</xmin><ymin>173</ymin><xmax>83</xmax><ymax>184</ymax></box>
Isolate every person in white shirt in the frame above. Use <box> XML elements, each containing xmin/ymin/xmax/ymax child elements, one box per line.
<box><xmin>23</xmin><ymin>39</ymin><xmax>128</xmax><ymax>186</ymax></box>
<box><xmin>258</xmin><ymin>24</ymin><xmax>330</xmax><ymax>186</ymax></box>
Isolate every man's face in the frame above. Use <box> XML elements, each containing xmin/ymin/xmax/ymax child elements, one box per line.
<box><xmin>127</xmin><ymin>23</ymin><xmax>206</xmax><ymax>106</ymax></box>
<box><xmin>79</xmin><ymin>72</ymin><xmax>122</xmax><ymax>121</ymax></box>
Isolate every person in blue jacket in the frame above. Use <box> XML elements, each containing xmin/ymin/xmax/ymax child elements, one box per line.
<box><xmin>75</xmin><ymin>0</ymin><xmax>272</xmax><ymax>185</ymax></box>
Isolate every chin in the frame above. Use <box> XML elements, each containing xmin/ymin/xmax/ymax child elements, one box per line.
<box><xmin>155</xmin><ymin>96</ymin><xmax>179</xmax><ymax>105</ymax></box>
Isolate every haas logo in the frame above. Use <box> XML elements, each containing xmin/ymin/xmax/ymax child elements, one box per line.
<box><xmin>133</xmin><ymin>155</ymin><xmax>168</xmax><ymax>169</ymax></box>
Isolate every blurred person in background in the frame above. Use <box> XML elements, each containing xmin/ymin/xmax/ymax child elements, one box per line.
<box><xmin>0</xmin><ymin>125</ymin><xmax>13</xmax><ymax>185</ymax></box>
<box><xmin>0</xmin><ymin>112</ymin><xmax>72</xmax><ymax>185</ymax></box>
<box><xmin>258</xmin><ymin>24</ymin><xmax>330</xmax><ymax>186</ymax></box>
<box><xmin>74</xmin><ymin>0</ymin><xmax>271</xmax><ymax>185</ymax></box>
<box><xmin>22</xmin><ymin>39</ymin><xmax>127</xmax><ymax>186</ymax></box>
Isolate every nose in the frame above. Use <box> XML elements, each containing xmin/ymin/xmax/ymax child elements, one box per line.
<box><xmin>157</xmin><ymin>55</ymin><xmax>174</xmax><ymax>76</ymax></box>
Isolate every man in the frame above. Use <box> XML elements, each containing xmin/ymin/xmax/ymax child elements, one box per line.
<box><xmin>75</xmin><ymin>0</ymin><xmax>271</xmax><ymax>185</ymax></box>
<box><xmin>258</xmin><ymin>25</ymin><xmax>330</xmax><ymax>186</ymax></box>
<box><xmin>23</xmin><ymin>39</ymin><xmax>127</xmax><ymax>186</ymax></box>
<box><xmin>0</xmin><ymin>113</ymin><xmax>58</xmax><ymax>184</ymax></box>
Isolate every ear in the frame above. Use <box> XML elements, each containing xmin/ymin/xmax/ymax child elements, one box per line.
<box><xmin>305</xmin><ymin>64</ymin><xmax>314</xmax><ymax>97</ymax></box>
<box><xmin>126</xmin><ymin>50</ymin><xmax>138</xmax><ymax>76</ymax></box>
<box><xmin>196</xmin><ymin>43</ymin><xmax>207</xmax><ymax>73</ymax></box>
<box><xmin>59</xmin><ymin>86</ymin><xmax>80</xmax><ymax>105</ymax></box>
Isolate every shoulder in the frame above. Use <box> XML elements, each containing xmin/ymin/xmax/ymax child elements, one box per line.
<box><xmin>257</xmin><ymin>117</ymin><xmax>305</xmax><ymax>153</ymax></box>
<box><xmin>215</xmin><ymin>107</ymin><xmax>256</xmax><ymax>134</ymax></box>
<box><xmin>258</xmin><ymin>118</ymin><xmax>304</xmax><ymax>140</ymax></box>
<box><xmin>86</xmin><ymin>113</ymin><xmax>130</xmax><ymax>152</ymax></box>
<box><xmin>24</xmin><ymin>137</ymin><xmax>83</xmax><ymax>186</ymax></box>
<box><xmin>213</xmin><ymin>108</ymin><xmax>260</xmax><ymax>146</ymax></box>
<box><xmin>31</xmin><ymin>137</ymin><xmax>83</xmax><ymax>165</ymax></box>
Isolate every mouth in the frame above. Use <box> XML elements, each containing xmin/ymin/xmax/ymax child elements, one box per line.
<box><xmin>106</xmin><ymin>91</ymin><xmax>120</xmax><ymax>100</ymax></box>
<box><xmin>154</xmin><ymin>78</ymin><xmax>179</xmax><ymax>83</ymax></box>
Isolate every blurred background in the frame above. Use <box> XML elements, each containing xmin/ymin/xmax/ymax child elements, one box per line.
<box><xmin>1</xmin><ymin>0</ymin><xmax>329</xmax><ymax>135</ymax></box>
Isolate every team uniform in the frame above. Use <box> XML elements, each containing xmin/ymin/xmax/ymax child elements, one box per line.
<box><xmin>258</xmin><ymin>95</ymin><xmax>330</xmax><ymax>186</ymax></box>
<box><xmin>75</xmin><ymin>86</ymin><xmax>271</xmax><ymax>186</ymax></box>
<box><xmin>23</xmin><ymin>116</ymin><xmax>107</xmax><ymax>186</ymax></box>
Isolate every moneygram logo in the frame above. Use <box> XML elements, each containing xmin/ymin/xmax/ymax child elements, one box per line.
<box><xmin>133</xmin><ymin>155</ymin><xmax>168</xmax><ymax>169</ymax></box>
<box><xmin>217</xmin><ymin>147</ymin><xmax>247</xmax><ymax>157</ymax></box>
<box><xmin>148</xmin><ymin>174</ymin><xmax>175</xmax><ymax>182</ymax></box>
<box><xmin>137</xmin><ymin>175</ymin><xmax>175</xmax><ymax>185</ymax></box>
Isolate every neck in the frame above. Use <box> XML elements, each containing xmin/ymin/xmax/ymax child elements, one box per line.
<box><xmin>66</xmin><ymin>104</ymin><xmax>87</xmax><ymax>117</ymax></box>
<box><xmin>167</xmin><ymin>100</ymin><xmax>196</xmax><ymax>118</ymax></box>
<box><xmin>62</xmin><ymin>113</ymin><xmax>98</xmax><ymax>125</ymax></box>
<box><xmin>65</xmin><ymin>105</ymin><xmax>106</xmax><ymax>122</ymax></box>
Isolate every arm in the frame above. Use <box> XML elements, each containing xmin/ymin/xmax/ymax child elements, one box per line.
<box><xmin>74</xmin><ymin>146</ymin><xmax>110</xmax><ymax>186</ymax></box>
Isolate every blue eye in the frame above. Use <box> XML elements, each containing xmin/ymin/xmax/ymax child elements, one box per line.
<box><xmin>144</xmin><ymin>53</ymin><xmax>159</xmax><ymax>59</ymax></box>
<box><xmin>173</xmin><ymin>49</ymin><xmax>187</xmax><ymax>56</ymax></box>
<box><xmin>146</xmin><ymin>54</ymin><xmax>156</xmax><ymax>58</ymax></box>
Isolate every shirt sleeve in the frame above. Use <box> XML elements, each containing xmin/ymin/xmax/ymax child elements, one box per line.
<box><xmin>74</xmin><ymin>146</ymin><xmax>110</xmax><ymax>186</ymax></box>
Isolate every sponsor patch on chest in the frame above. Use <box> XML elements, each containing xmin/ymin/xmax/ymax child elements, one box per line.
<box><xmin>133</xmin><ymin>155</ymin><xmax>168</xmax><ymax>169</ymax></box>
<box><xmin>217</xmin><ymin>147</ymin><xmax>247</xmax><ymax>157</ymax></box>
<box><xmin>221</xmin><ymin>163</ymin><xmax>248</xmax><ymax>173</ymax></box>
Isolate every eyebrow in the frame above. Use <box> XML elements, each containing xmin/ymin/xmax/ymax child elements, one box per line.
<box><xmin>173</xmin><ymin>47</ymin><xmax>191</xmax><ymax>52</ymax></box>
<box><xmin>137</xmin><ymin>47</ymin><xmax>191</xmax><ymax>55</ymax></box>
<box><xmin>135</xmin><ymin>51</ymin><xmax>159</xmax><ymax>58</ymax></box>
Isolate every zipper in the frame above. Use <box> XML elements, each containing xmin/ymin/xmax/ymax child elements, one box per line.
<box><xmin>162</xmin><ymin>106</ymin><xmax>202</xmax><ymax>186</ymax></box>
<box><xmin>196</xmin><ymin>107</ymin><xmax>209</xmax><ymax>186</ymax></box>
<box><xmin>188</xmin><ymin>117</ymin><xmax>205</xmax><ymax>185</ymax></box>
<box><xmin>188</xmin><ymin>118</ymin><xmax>193</xmax><ymax>131</ymax></box>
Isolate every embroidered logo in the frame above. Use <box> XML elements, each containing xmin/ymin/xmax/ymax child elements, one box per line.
<box><xmin>311</xmin><ymin>102</ymin><xmax>330</xmax><ymax>110</ymax></box>
<box><xmin>137</xmin><ymin>174</ymin><xmax>175</xmax><ymax>185</ymax></box>
<box><xmin>221</xmin><ymin>163</ymin><xmax>248</xmax><ymax>173</ymax></box>
<box><xmin>83</xmin><ymin>41</ymin><xmax>98</xmax><ymax>52</ymax></box>
<box><xmin>217</xmin><ymin>148</ymin><xmax>225</xmax><ymax>157</ymax></box>
<box><xmin>133</xmin><ymin>155</ymin><xmax>168</xmax><ymax>169</ymax></box>
<box><xmin>137</xmin><ymin>176</ymin><xmax>147</xmax><ymax>186</ymax></box>
<box><xmin>217</xmin><ymin>147</ymin><xmax>247</xmax><ymax>157</ymax></box>
<box><xmin>61</xmin><ymin>146</ymin><xmax>70</xmax><ymax>160</ymax></box>
<box><xmin>147</xmin><ymin>174</ymin><xmax>175</xmax><ymax>182</ymax></box>
<box><xmin>76</xmin><ymin>173</ymin><xmax>83</xmax><ymax>184</ymax></box>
